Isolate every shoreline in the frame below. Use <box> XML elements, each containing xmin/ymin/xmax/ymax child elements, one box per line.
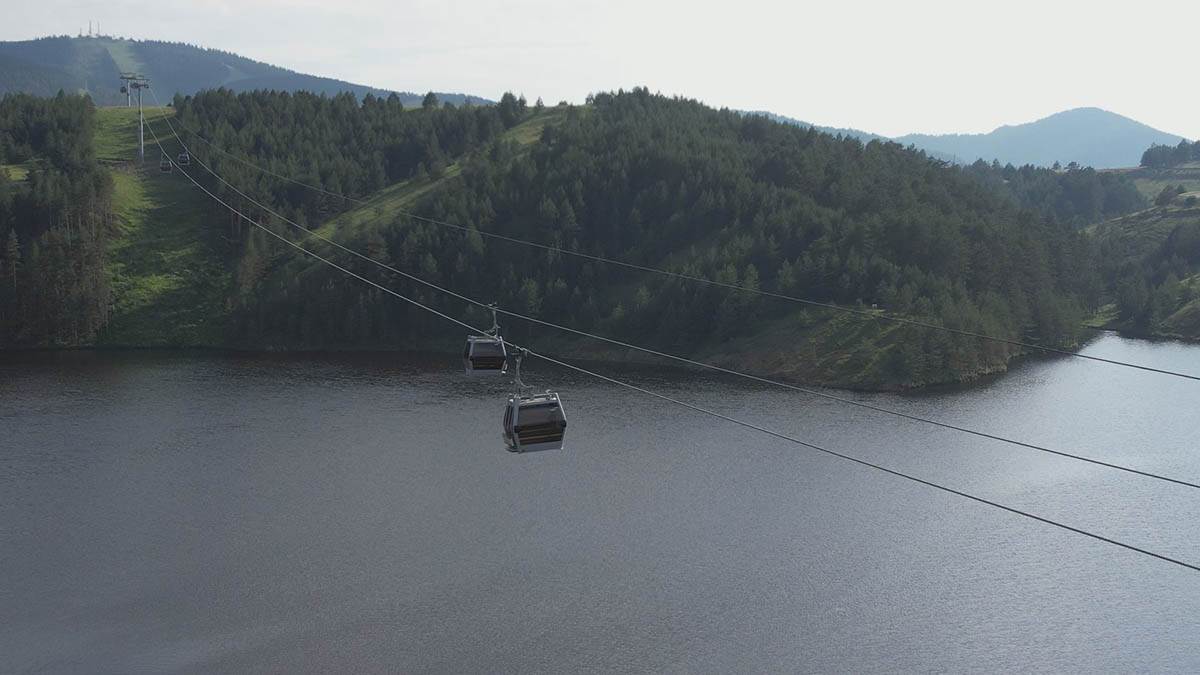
<box><xmin>2</xmin><ymin>329</ymin><xmax>1165</xmax><ymax>395</ymax></box>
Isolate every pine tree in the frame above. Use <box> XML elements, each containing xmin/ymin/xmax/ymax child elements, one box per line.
<box><xmin>497</xmin><ymin>93</ymin><xmax>522</xmax><ymax>128</ymax></box>
<box><xmin>2</xmin><ymin>230</ymin><xmax>18</xmax><ymax>293</ymax></box>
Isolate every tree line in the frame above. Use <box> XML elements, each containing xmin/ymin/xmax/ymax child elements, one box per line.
<box><xmin>962</xmin><ymin>159</ymin><xmax>1144</xmax><ymax>227</ymax></box>
<box><xmin>0</xmin><ymin>92</ymin><xmax>114</xmax><ymax>347</ymax></box>
<box><xmin>1141</xmin><ymin>139</ymin><xmax>1200</xmax><ymax>169</ymax></box>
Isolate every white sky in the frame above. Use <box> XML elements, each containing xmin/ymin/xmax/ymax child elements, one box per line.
<box><xmin>5</xmin><ymin>0</ymin><xmax>1198</xmax><ymax>138</ymax></box>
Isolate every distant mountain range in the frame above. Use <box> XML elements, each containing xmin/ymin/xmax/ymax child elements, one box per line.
<box><xmin>0</xmin><ymin>36</ymin><xmax>487</xmax><ymax>107</ymax></box>
<box><xmin>0</xmin><ymin>35</ymin><xmax>1186</xmax><ymax>169</ymax></box>
<box><xmin>749</xmin><ymin>107</ymin><xmax>1188</xmax><ymax>169</ymax></box>
<box><xmin>895</xmin><ymin>108</ymin><xmax>1186</xmax><ymax>169</ymax></box>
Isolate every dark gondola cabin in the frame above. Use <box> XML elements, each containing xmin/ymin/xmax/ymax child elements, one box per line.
<box><xmin>159</xmin><ymin>155</ymin><xmax>172</xmax><ymax>173</ymax></box>
<box><xmin>177</xmin><ymin>151</ymin><xmax>191</xmax><ymax>166</ymax></box>
<box><xmin>464</xmin><ymin>335</ymin><xmax>507</xmax><ymax>375</ymax></box>
<box><xmin>503</xmin><ymin>392</ymin><xmax>566</xmax><ymax>452</ymax></box>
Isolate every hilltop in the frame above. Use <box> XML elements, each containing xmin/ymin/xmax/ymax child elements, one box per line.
<box><xmin>741</xmin><ymin>111</ymin><xmax>889</xmax><ymax>145</ymax></box>
<box><xmin>895</xmin><ymin>107</ymin><xmax>1186</xmax><ymax>169</ymax></box>
<box><xmin>743</xmin><ymin>110</ymin><xmax>959</xmax><ymax>164</ymax></box>
<box><xmin>0</xmin><ymin>35</ymin><xmax>486</xmax><ymax>107</ymax></box>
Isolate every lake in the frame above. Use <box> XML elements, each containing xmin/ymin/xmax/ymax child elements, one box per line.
<box><xmin>2</xmin><ymin>334</ymin><xmax>1199</xmax><ymax>672</ymax></box>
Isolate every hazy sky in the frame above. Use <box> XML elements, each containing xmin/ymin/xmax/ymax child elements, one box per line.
<box><xmin>4</xmin><ymin>0</ymin><xmax>1198</xmax><ymax>138</ymax></box>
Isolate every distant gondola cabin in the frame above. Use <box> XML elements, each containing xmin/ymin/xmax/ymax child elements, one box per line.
<box><xmin>464</xmin><ymin>335</ymin><xmax>507</xmax><ymax>375</ymax></box>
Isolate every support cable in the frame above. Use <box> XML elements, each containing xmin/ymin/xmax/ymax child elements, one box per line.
<box><xmin>151</xmin><ymin>109</ymin><xmax>1200</xmax><ymax>491</ymax></box>
<box><xmin>145</xmin><ymin>119</ymin><xmax>1200</xmax><ymax>575</ymax></box>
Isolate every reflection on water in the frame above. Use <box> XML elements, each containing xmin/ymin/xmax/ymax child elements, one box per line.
<box><xmin>2</xmin><ymin>335</ymin><xmax>1199</xmax><ymax>672</ymax></box>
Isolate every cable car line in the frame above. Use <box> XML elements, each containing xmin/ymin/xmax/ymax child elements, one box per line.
<box><xmin>145</xmin><ymin>122</ymin><xmax>1200</xmax><ymax>574</ymax></box>
<box><xmin>150</xmin><ymin>97</ymin><xmax>1200</xmax><ymax>384</ymax></box>
<box><xmin>533</xmin><ymin>350</ymin><xmax>1200</xmax><ymax>575</ymax></box>
<box><xmin>151</xmin><ymin>111</ymin><xmax>1200</xmax><ymax>492</ymax></box>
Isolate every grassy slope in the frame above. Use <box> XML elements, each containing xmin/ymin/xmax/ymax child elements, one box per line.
<box><xmin>309</xmin><ymin>164</ymin><xmax>462</xmax><ymax>240</ymax></box>
<box><xmin>1134</xmin><ymin>176</ymin><xmax>1200</xmax><ymax>201</ymax></box>
<box><xmin>1109</xmin><ymin>165</ymin><xmax>1200</xmax><ymax>201</ymax></box>
<box><xmin>95</xmin><ymin>106</ymin><xmax>232</xmax><ymax>346</ymax></box>
<box><xmin>101</xmin><ymin>39</ymin><xmax>147</xmax><ymax>76</ymax></box>
<box><xmin>311</xmin><ymin>108</ymin><xmax>564</xmax><ymax>242</ymax></box>
<box><xmin>1088</xmin><ymin>205</ymin><xmax>1186</xmax><ymax>260</ymax></box>
<box><xmin>525</xmin><ymin>308</ymin><xmax>933</xmax><ymax>390</ymax></box>
<box><xmin>1163</xmin><ymin>284</ymin><xmax>1200</xmax><ymax>337</ymax></box>
<box><xmin>93</xmin><ymin>105</ymin><xmax>153</xmax><ymax>162</ymax></box>
<box><xmin>1</xmin><ymin>162</ymin><xmax>31</xmax><ymax>181</ymax></box>
<box><xmin>94</xmin><ymin>107</ymin><xmax>563</xmax><ymax>350</ymax></box>
<box><xmin>1092</xmin><ymin>202</ymin><xmax>1200</xmax><ymax>339</ymax></box>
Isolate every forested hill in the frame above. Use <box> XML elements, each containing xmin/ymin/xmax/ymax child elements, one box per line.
<box><xmin>151</xmin><ymin>88</ymin><xmax>1122</xmax><ymax>388</ymax></box>
<box><xmin>0</xmin><ymin>88</ymin><xmax>1154</xmax><ymax>388</ymax></box>
<box><xmin>1094</xmin><ymin>195</ymin><xmax>1200</xmax><ymax>340</ymax></box>
<box><xmin>0</xmin><ymin>36</ymin><xmax>484</xmax><ymax>107</ymax></box>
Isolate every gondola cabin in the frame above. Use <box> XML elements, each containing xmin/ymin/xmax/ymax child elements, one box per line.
<box><xmin>177</xmin><ymin>151</ymin><xmax>191</xmax><ymax>167</ymax></box>
<box><xmin>503</xmin><ymin>392</ymin><xmax>566</xmax><ymax>453</ymax></box>
<box><xmin>464</xmin><ymin>335</ymin><xmax>507</xmax><ymax>375</ymax></box>
<box><xmin>159</xmin><ymin>155</ymin><xmax>172</xmax><ymax>173</ymax></box>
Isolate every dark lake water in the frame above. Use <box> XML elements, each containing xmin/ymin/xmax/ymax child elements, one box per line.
<box><xmin>2</xmin><ymin>334</ymin><xmax>1200</xmax><ymax>672</ymax></box>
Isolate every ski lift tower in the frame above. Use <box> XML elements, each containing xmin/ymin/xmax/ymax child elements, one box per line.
<box><xmin>119</xmin><ymin>73</ymin><xmax>150</xmax><ymax>163</ymax></box>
